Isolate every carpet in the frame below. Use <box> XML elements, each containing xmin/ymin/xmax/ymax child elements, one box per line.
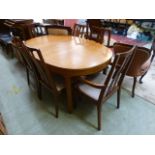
<box><xmin>0</xmin><ymin>48</ymin><xmax>155</xmax><ymax>134</ymax></box>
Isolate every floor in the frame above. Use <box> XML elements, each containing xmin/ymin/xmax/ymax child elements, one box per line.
<box><xmin>0</xmin><ymin>48</ymin><xmax>155</xmax><ymax>135</ymax></box>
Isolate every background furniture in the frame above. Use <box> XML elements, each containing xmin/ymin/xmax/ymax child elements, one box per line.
<box><xmin>114</xmin><ymin>42</ymin><xmax>152</xmax><ymax>97</ymax></box>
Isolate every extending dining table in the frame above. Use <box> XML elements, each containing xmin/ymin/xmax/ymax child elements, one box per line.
<box><xmin>25</xmin><ymin>35</ymin><xmax>113</xmax><ymax>113</ymax></box>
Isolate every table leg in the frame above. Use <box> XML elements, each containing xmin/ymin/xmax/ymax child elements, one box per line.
<box><xmin>65</xmin><ymin>77</ymin><xmax>73</xmax><ymax>113</ymax></box>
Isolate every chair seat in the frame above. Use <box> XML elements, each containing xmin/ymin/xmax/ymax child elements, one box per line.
<box><xmin>38</xmin><ymin>73</ymin><xmax>64</xmax><ymax>93</ymax></box>
<box><xmin>78</xmin><ymin>72</ymin><xmax>106</xmax><ymax>100</ymax></box>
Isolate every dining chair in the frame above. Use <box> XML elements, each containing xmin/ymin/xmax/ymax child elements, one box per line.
<box><xmin>12</xmin><ymin>37</ymin><xmax>64</xmax><ymax>117</ymax></box>
<box><xmin>113</xmin><ymin>42</ymin><xmax>152</xmax><ymax>97</ymax></box>
<box><xmin>72</xmin><ymin>24</ymin><xmax>86</xmax><ymax>38</ymax></box>
<box><xmin>45</xmin><ymin>25</ymin><xmax>72</xmax><ymax>36</ymax></box>
<box><xmin>87</xmin><ymin>25</ymin><xmax>113</xmax><ymax>47</ymax></box>
<box><xmin>86</xmin><ymin>19</ymin><xmax>113</xmax><ymax>47</ymax></box>
<box><xmin>28</xmin><ymin>47</ymin><xmax>65</xmax><ymax>117</ymax></box>
<box><xmin>74</xmin><ymin>45</ymin><xmax>136</xmax><ymax>130</ymax></box>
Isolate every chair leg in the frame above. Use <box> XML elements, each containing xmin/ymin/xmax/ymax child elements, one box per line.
<box><xmin>139</xmin><ymin>72</ymin><xmax>147</xmax><ymax>84</ymax></box>
<box><xmin>132</xmin><ymin>77</ymin><xmax>137</xmax><ymax>98</ymax></box>
<box><xmin>54</xmin><ymin>97</ymin><xmax>59</xmax><ymax>118</ymax></box>
<box><xmin>97</xmin><ymin>105</ymin><xmax>101</xmax><ymax>130</ymax></box>
<box><xmin>117</xmin><ymin>87</ymin><xmax>121</xmax><ymax>109</ymax></box>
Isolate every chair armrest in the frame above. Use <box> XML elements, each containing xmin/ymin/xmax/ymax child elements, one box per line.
<box><xmin>78</xmin><ymin>76</ymin><xmax>105</xmax><ymax>89</ymax></box>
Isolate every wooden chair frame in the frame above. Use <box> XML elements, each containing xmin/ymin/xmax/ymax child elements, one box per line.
<box><xmin>75</xmin><ymin>45</ymin><xmax>136</xmax><ymax>130</ymax></box>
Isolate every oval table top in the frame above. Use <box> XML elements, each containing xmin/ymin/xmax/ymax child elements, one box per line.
<box><xmin>25</xmin><ymin>35</ymin><xmax>113</xmax><ymax>77</ymax></box>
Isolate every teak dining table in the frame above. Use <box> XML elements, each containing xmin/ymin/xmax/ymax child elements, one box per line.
<box><xmin>25</xmin><ymin>35</ymin><xmax>113</xmax><ymax>113</ymax></box>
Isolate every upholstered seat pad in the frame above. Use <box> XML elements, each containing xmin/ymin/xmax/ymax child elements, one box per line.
<box><xmin>77</xmin><ymin>72</ymin><xmax>107</xmax><ymax>101</ymax></box>
<box><xmin>47</xmin><ymin>29</ymin><xmax>68</xmax><ymax>35</ymax></box>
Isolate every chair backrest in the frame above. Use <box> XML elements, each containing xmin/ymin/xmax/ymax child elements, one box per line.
<box><xmin>26</xmin><ymin>23</ymin><xmax>45</xmax><ymax>39</ymax></box>
<box><xmin>113</xmin><ymin>42</ymin><xmax>151</xmax><ymax>76</ymax></box>
<box><xmin>87</xmin><ymin>19</ymin><xmax>103</xmax><ymax>27</ymax></box>
<box><xmin>99</xmin><ymin>45</ymin><xmax>136</xmax><ymax>100</ymax></box>
<box><xmin>33</xmin><ymin>23</ymin><xmax>46</xmax><ymax>36</ymax></box>
<box><xmin>11</xmin><ymin>39</ymin><xmax>25</xmax><ymax>64</ymax></box>
<box><xmin>86</xmin><ymin>19</ymin><xmax>102</xmax><ymax>39</ymax></box>
<box><xmin>26</xmin><ymin>23</ymin><xmax>38</xmax><ymax>38</ymax></box>
<box><xmin>88</xmin><ymin>26</ymin><xmax>105</xmax><ymax>44</ymax></box>
<box><xmin>27</xmin><ymin>47</ymin><xmax>59</xmax><ymax>94</ymax></box>
<box><xmin>12</xmin><ymin>36</ymin><xmax>36</xmax><ymax>72</ymax></box>
<box><xmin>45</xmin><ymin>25</ymin><xmax>72</xmax><ymax>35</ymax></box>
<box><xmin>72</xmin><ymin>24</ymin><xmax>86</xmax><ymax>38</ymax></box>
<box><xmin>12</xmin><ymin>36</ymin><xmax>58</xmax><ymax>94</ymax></box>
<box><xmin>42</xmin><ymin>19</ymin><xmax>64</xmax><ymax>25</ymax></box>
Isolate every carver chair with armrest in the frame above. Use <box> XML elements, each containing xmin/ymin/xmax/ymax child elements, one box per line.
<box><xmin>75</xmin><ymin>45</ymin><xmax>136</xmax><ymax>130</ymax></box>
<box><xmin>113</xmin><ymin>42</ymin><xmax>152</xmax><ymax>97</ymax></box>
